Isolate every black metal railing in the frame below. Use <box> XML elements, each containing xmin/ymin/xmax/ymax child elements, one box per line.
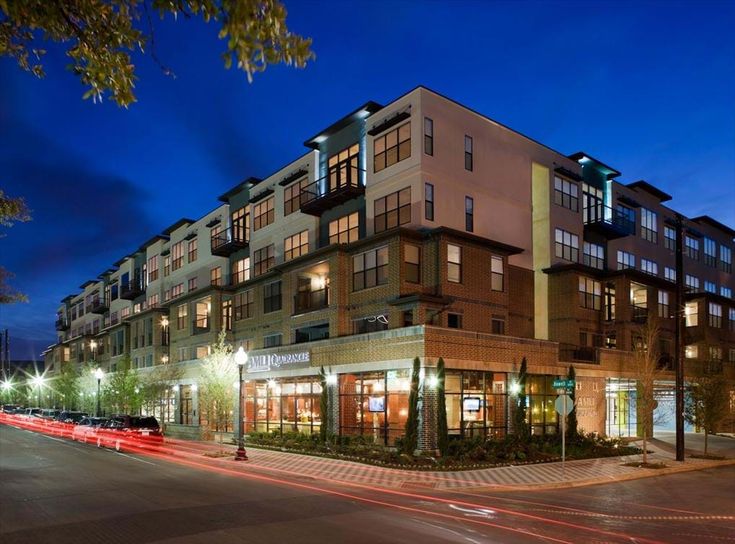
<box><xmin>631</xmin><ymin>305</ymin><xmax>648</xmax><ymax>323</ymax></box>
<box><xmin>211</xmin><ymin>226</ymin><xmax>248</xmax><ymax>256</ymax></box>
<box><xmin>192</xmin><ymin>317</ymin><xmax>210</xmax><ymax>335</ymax></box>
<box><xmin>584</xmin><ymin>202</ymin><xmax>636</xmax><ymax>237</ymax></box>
<box><xmin>120</xmin><ymin>276</ymin><xmax>145</xmax><ymax>300</ymax></box>
<box><xmin>55</xmin><ymin>318</ymin><xmax>69</xmax><ymax>331</ymax></box>
<box><xmin>89</xmin><ymin>297</ymin><xmax>109</xmax><ymax>314</ymax></box>
<box><xmin>293</xmin><ymin>287</ymin><xmax>329</xmax><ymax>314</ymax></box>
<box><xmin>559</xmin><ymin>343</ymin><xmax>599</xmax><ymax>364</ymax></box>
<box><xmin>299</xmin><ymin>168</ymin><xmax>364</xmax><ymax>215</ymax></box>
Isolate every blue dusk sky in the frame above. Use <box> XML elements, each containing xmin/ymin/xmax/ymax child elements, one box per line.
<box><xmin>1</xmin><ymin>0</ymin><xmax>734</xmax><ymax>360</ymax></box>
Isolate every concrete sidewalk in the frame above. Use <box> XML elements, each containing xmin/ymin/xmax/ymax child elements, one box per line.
<box><xmin>171</xmin><ymin>437</ymin><xmax>735</xmax><ymax>492</ymax></box>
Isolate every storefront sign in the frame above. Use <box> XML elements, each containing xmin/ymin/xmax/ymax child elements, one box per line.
<box><xmin>247</xmin><ymin>351</ymin><xmax>311</xmax><ymax>373</ymax></box>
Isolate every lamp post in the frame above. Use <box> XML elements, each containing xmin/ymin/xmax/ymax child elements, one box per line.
<box><xmin>31</xmin><ymin>375</ymin><xmax>44</xmax><ymax>407</ymax></box>
<box><xmin>94</xmin><ymin>367</ymin><xmax>105</xmax><ymax>417</ymax></box>
<box><xmin>234</xmin><ymin>346</ymin><xmax>248</xmax><ymax>461</ymax></box>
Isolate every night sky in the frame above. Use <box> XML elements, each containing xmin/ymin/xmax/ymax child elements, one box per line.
<box><xmin>1</xmin><ymin>1</ymin><xmax>734</xmax><ymax>360</ymax></box>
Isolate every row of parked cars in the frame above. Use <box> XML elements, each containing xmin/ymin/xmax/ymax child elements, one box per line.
<box><xmin>1</xmin><ymin>404</ymin><xmax>163</xmax><ymax>452</ymax></box>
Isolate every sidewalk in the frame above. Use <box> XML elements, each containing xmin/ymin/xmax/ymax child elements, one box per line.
<box><xmin>170</xmin><ymin>437</ymin><xmax>735</xmax><ymax>492</ymax></box>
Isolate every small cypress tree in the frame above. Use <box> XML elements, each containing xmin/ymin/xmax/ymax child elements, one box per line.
<box><xmin>566</xmin><ymin>365</ymin><xmax>578</xmax><ymax>441</ymax></box>
<box><xmin>436</xmin><ymin>357</ymin><xmax>449</xmax><ymax>456</ymax></box>
<box><xmin>403</xmin><ymin>357</ymin><xmax>421</xmax><ymax>455</ymax></box>
<box><xmin>319</xmin><ymin>366</ymin><xmax>329</xmax><ymax>443</ymax></box>
<box><xmin>513</xmin><ymin>357</ymin><xmax>529</xmax><ymax>440</ymax></box>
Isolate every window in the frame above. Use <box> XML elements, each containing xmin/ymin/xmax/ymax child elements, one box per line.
<box><xmin>708</xmin><ymin>303</ymin><xmax>722</xmax><ymax>328</ymax></box>
<box><xmin>232</xmin><ymin>257</ymin><xmax>250</xmax><ymax>285</ymax></box>
<box><xmin>263</xmin><ymin>281</ymin><xmax>282</xmax><ymax>313</ymax></box>
<box><xmin>721</xmin><ymin>286</ymin><xmax>732</xmax><ymax>299</ymax></box>
<box><xmin>402</xmin><ymin>310</ymin><xmax>414</xmax><ymax>327</ymax></box>
<box><xmin>329</xmin><ymin>212</ymin><xmax>359</xmax><ymax>245</ymax></box>
<box><xmin>328</xmin><ymin>143</ymin><xmax>359</xmax><ymax>191</ymax></box>
<box><xmin>730</xmin><ymin>348</ymin><xmax>735</xmax><ymax>363</ymax></box>
<box><xmin>664</xmin><ymin>226</ymin><xmax>676</xmax><ymax>250</ymax></box>
<box><xmin>640</xmin><ymin>208</ymin><xmax>658</xmax><ymax>243</ymax></box>
<box><xmin>664</xmin><ymin>267</ymin><xmax>676</xmax><ymax>282</ymax></box>
<box><xmin>188</xmin><ymin>277</ymin><xmax>197</xmax><ymax>292</ymax></box>
<box><xmin>263</xmin><ymin>334</ymin><xmax>282</xmax><ymax>348</ymax></box>
<box><xmin>579</xmin><ymin>277</ymin><xmax>602</xmax><ymax>310</ymax></box>
<box><xmin>703</xmin><ymin>237</ymin><xmax>717</xmax><ymax>267</ymax></box>
<box><xmin>491</xmin><ymin>255</ymin><xmax>504</xmax><ymax>291</ymax></box>
<box><xmin>685</xmin><ymin>274</ymin><xmax>699</xmax><ymax>291</ymax></box>
<box><xmin>210</xmin><ymin>267</ymin><xmax>222</xmax><ymax>286</ymax></box>
<box><xmin>234</xmin><ymin>289</ymin><xmax>254</xmax><ymax>320</ymax></box>
<box><xmin>605</xmin><ymin>283</ymin><xmax>616</xmax><ymax>321</ymax></box>
<box><xmin>554</xmin><ymin>177</ymin><xmax>579</xmax><ymax>211</ymax></box>
<box><xmin>424</xmin><ymin>182</ymin><xmax>434</xmax><ymax>221</ymax></box>
<box><xmin>447</xmin><ymin>243</ymin><xmax>462</xmax><ymax>283</ymax></box>
<box><xmin>704</xmin><ymin>281</ymin><xmax>716</xmax><ymax>293</ymax></box>
<box><xmin>253</xmin><ymin>197</ymin><xmax>275</xmax><ymax>231</ymax></box>
<box><xmin>424</xmin><ymin>117</ymin><xmax>433</xmax><ymax>156</ymax></box>
<box><xmin>188</xmin><ymin>238</ymin><xmax>198</xmax><ymax>263</ymax></box>
<box><xmin>163</xmin><ymin>255</ymin><xmax>170</xmax><ymax>277</ymax></box>
<box><xmin>404</xmin><ymin>244</ymin><xmax>420</xmax><ymax>283</ymax></box>
<box><xmin>148</xmin><ymin>293</ymin><xmax>159</xmax><ymax>308</ymax></box>
<box><xmin>616</xmin><ymin>204</ymin><xmax>636</xmax><ymax>232</ymax></box>
<box><xmin>374</xmin><ymin>187</ymin><xmax>411</xmax><ymax>233</ymax></box>
<box><xmin>641</xmin><ymin>258</ymin><xmax>658</xmax><ymax>276</ymax></box>
<box><xmin>685</xmin><ymin>345</ymin><xmax>698</xmax><ymax>359</ymax></box>
<box><xmin>685</xmin><ymin>236</ymin><xmax>699</xmax><ymax>260</ymax></box>
<box><xmin>464</xmin><ymin>135</ymin><xmax>473</xmax><ymax>171</ymax></box>
<box><xmin>171</xmin><ymin>242</ymin><xmax>184</xmax><ymax>271</ymax></box>
<box><xmin>231</xmin><ymin>206</ymin><xmax>250</xmax><ymax>243</ymax></box>
<box><xmin>353</xmin><ymin>246</ymin><xmax>389</xmax><ymax>291</ymax></box>
<box><xmin>254</xmin><ymin>245</ymin><xmax>275</xmax><ymax>276</ymax></box>
<box><xmin>617</xmin><ymin>250</ymin><xmax>635</xmax><ymax>270</ymax></box>
<box><xmin>685</xmin><ymin>302</ymin><xmax>698</xmax><ymax>327</ymax></box>
<box><xmin>374</xmin><ymin>122</ymin><xmax>410</xmax><ymax>172</ymax></box>
<box><xmin>658</xmin><ymin>291</ymin><xmax>670</xmax><ymax>318</ymax></box>
<box><xmin>730</xmin><ymin>308</ymin><xmax>735</xmax><ymax>332</ymax></box>
<box><xmin>583</xmin><ymin>242</ymin><xmax>604</xmax><ymax>269</ymax></box>
<box><xmin>447</xmin><ymin>313</ymin><xmax>462</xmax><ymax>329</ymax></box>
<box><xmin>284</xmin><ymin>177</ymin><xmax>308</xmax><ymax>216</ymax></box>
<box><xmin>148</xmin><ymin>256</ymin><xmax>159</xmax><ymax>283</ymax></box>
<box><xmin>709</xmin><ymin>346</ymin><xmax>723</xmax><ymax>361</ymax></box>
<box><xmin>353</xmin><ymin>315</ymin><xmax>389</xmax><ymax>334</ymax></box>
<box><xmin>491</xmin><ymin>316</ymin><xmax>505</xmax><ymax>335</ymax></box>
<box><xmin>720</xmin><ymin>244</ymin><xmax>732</xmax><ymax>273</ymax></box>
<box><xmin>284</xmin><ymin>230</ymin><xmax>309</xmax><ymax>261</ymax></box>
<box><xmin>176</xmin><ymin>304</ymin><xmax>188</xmax><ymax>330</ymax></box>
<box><xmin>555</xmin><ymin>229</ymin><xmax>579</xmax><ymax>262</ymax></box>
<box><xmin>465</xmin><ymin>196</ymin><xmax>474</xmax><ymax>232</ymax></box>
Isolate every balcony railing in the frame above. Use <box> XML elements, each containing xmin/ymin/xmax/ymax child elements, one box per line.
<box><xmin>583</xmin><ymin>202</ymin><xmax>635</xmax><ymax>239</ymax></box>
<box><xmin>89</xmin><ymin>297</ymin><xmax>109</xmax><ymax>314</ymax></box>
<box><xmin>192</xmin><ymin>317</ymin><xmax>210</xmax><ymax>335</ymax></box>
<box><xmin>559</xmin><ymin>343</ymin><xmax>599</xmax><ymax>364</ymax></box>
<box><xmin>632</xmin><ymin>305</ymin><xmax>648</xmax><ymax>323</ymax></box>
<box><xmin>293</xmin><ymin>287</ymin><xmax>330</xmax><ymax>314</ymax></box>
<box><xmin>211</xmin><ymin>226</ymin><xmax>248</xmax><ymax>257</ymax></box>
<box><xmin>299</xmin><ymin>169</ymin><xmax>364</xmax><ymax>216</ymax></box>
<box><xmin>120</xmin><ymin>276</ymin><xmax>145</xmax><ymax>300</ymax></box>
<box><xmin>55</xmin><ymin>318</ymin><xmax>69</xmax><ymax>331</ymax></box>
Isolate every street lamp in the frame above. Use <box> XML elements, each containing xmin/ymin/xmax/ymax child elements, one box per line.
<box><xmin>234</xmin><ymin>346</ymin><xmax>248</xmax><ymax>461</ymax></box>
<box><xmin>94</xmin><ymin>367</ymin><xmax>105</xmax><ymax>417</ymax></box>
<box><xmin>89</xmin><ymin>340</ymin><xmax>98</xmax><ymax>362</ymax></box>
<box><xmin>31</xmin><ymin>375</ymin><xmax>44</xmax><ymax>407</ymax></box>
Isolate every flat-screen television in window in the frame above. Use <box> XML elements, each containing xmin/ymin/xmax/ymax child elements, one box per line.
<box><xmin>463</xmin><ymin>397</ymin><xmax>481</xmax><ymax>412</ymax></box>
<box><xmin>368</xmin><ymin>396</ymin><xmax>385</xmax><ymax>412</ymax></box>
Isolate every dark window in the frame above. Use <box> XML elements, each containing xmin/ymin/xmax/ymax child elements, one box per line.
<box><xmin>424</xmin><ymin>182</ymin><xmax>434</xmax><ymax>221</ymax></box>
<box><xmin>374</xmin><ymin>187</ymin><xmax>411</xmax><ymax>233</ymax></box>
<box><xmin>294</xmin><ymin>323</ymin><xmax>329</xmax><ymax>344</ymax></box>
<box><xmin>424</xmin><ymin>117</ymin><xmax>433</xmax><ymax>156</ymax></box>
<box><xmin>703</xmin><ymin>237</ymin><xmax>717</xmax><ymax>267</ymax></box>
<box><xmin>464</xmin><ymin>135</ymin><xmax>473</xmax><ymax>171</ymax></box>
<box><xmin>353</xmin><ymin>315</ymin><xmax>389</xmax><ymax>334</ymax></box>
<box><xmin>555</xmin><ymin>229</ymin><xmax>579</xmax><ymax>262</ymax></box>
<box><xmin>554</xmin><ymin>177</ymin><xmax>579</xmax><ymax>211</ymax></box>
<box><xmin>221</xmin><ymin>300</ymin><xmax>232</xmax><ymax>331</ymax></box>
<box><xmin>465</xmin><ymin>196</ymin><xmax>474</xmax><ymax>232</ymax></box>
<box><xmin>685</xmin><ymin>236</ymin><xmax>700</xmax><ymax>260</ymax></box>
<box><xmin>404</xmin><ymin>244</ymin><xmax>420</xmax><ymax>283</ymax></box>
<box><xmin>491</xmin><ymin>316</ymin><xmax>505</xmax><ymax>335</ymax></box>
<box><xmin>579</xmin><ymin>277</ymin><xmax>602</xmax><ymax>310</ymax></box>
<box><xmin>448</xmin><ymin>313</ymin><xmax>462</xmax><ymax>329</ymax></box>
<box><xmin>374</xmin><ymin>123</ymin><xmax>410</xmax><ymax>173</ymax></box>
<box><xmin>188</xmin><ymin>238</ymin><xmax>198</xmax><ymax>263</ymax></box>
<box><xmin>402</xmin><ymin>310</ymin><xmax>414</xmax><ymax>327</ymax></box>
<box><xmin>664</xmin><ymin>226</ymin><xmax>676</xmax><ymax>251</ymax></box>
<box><xmin>640</xmin><ymin>208</ymin><xmax>658</xmax><ymax>243</ymax></box>
<box><xmin>263</xmin><ymin>281</ymin><xmax>282</xmax><ymax>313</ymax></box>
<box><xmin>263</xmin><ymin>334</ymin><xmax>282</xmax><ymax>348</ymax></box>
<box><xmin>353</xmin><ymin>247</ymin><xmax>389</xmax><ymax>291</ymax></box>
<box><xmin>491</xmin><ymin>256</ymin><xmax>503</xmax><ymax>291</ymax></box>
<box><xmin>234</xmin><ymin>290</ymin><xmax>254</xmax><ymax>320</ymax></box>
<box><xmin>583</xmin><ymin>242</ymin><xmax>604</xmax><ymax>270</ymax></box>
<box><xmin>284</xmin><ymin>178</ymin><xmax>308</xmax><ymax>216</ymax></box>
<box><xmin>254</xmin><ymin>245</ymin><xmax>275</xmax><ymax>276</ymax></box>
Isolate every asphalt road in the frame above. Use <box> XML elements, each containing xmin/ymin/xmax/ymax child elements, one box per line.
<box><xmin>1</xmin><ymin>423</ymin><xmax>734</xmax><ymax>544</ymax></box>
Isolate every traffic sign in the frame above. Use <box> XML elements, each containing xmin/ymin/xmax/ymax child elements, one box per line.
<box><xmin>552</xmin><ymin>379</ymin><xmax>575</xmax><ymax>389</ymax></box>
<box><xmin>555</xmin><ymin>394</ymin><xmax>574</xmax><ymax>416</ymax></box>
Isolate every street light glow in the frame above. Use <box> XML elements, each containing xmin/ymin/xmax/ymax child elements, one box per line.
<box><xmin>1</xmin><ymin>380</ymin><xmax>12</xmax><ymax>391</ymax></box>
<box><xmin>94</xmin><ymin>367</ymin><xmax>105</xmax><ymax>380</ymax></box>
<box><xmin>234</xmin><ymin>346</ymin><xmax>248</xmax><ymax>366</ymax></box>
<box><xmin>31</xmin><ymin>375</ymin><xmax>44</xmax><ymax>388</ymax></box>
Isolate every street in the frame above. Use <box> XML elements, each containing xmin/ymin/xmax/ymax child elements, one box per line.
<box><xmin>1</xmin><ymin>423</ymin><xmax>734</xmax><ymax>544</ymax></box>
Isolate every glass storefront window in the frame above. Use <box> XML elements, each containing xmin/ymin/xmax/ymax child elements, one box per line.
<box><xmin>243</xmin><ymin>377</ymin><xmax>322</xmax><ymax>436</ymax></box>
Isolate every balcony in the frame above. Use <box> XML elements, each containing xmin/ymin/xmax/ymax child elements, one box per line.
<box><xmin>192</xmin><ymin>317</ymin><xmax>210</xmax><ymax>335</ymax></box>
<box><xmin>120</xmin><ymin>277</ymin><xmax>145</xmax><ymax>300</ymax></box>
<box><xmin>631</xmin><ymin>305</ymin><xmax>648</xmax><ymax>323</ymax></box>
<box><xmin>559</xmin><ymin>343</ymin><xmax>599</xmax><ymax>364</ymax></box>
<box><xmin>55</xmin><ymin>318</ymin><xmax>69</xmax><ymax>331</ymax></box>
<box><xmin>89</xmin><ymin>297</ymin><xmax>109</xmax><ymax>314</ymax></box>
<box><xmin>583</xmin><ymin>203</ymin><xmax>635</xmax><ymax>239</ymax></box>
<box><xmin>293</xmin><ymin>287</ymin><xmax>330</xmax><ymax>315</ymax></box>
<box><xmin>299</xmin><ymin>170</ymin><xmax>364</xmax><ymax>216</ymax></box>
<box><xmin>211</xmin><ymin>226</ymin><xmax>248</xmax><ymax>257</ymax></box>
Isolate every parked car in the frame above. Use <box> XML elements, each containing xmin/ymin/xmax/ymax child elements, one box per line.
<box><xmin>71</xmin><ymin>417</ymin><xmax>108</xmax><ymax>443</ymax></box>
<box><xmin>39</xmin><ymin>409</ymin><xmax>61</xmax><ymax>421</ymax></box>
<box><xmin>96</xmin><ymin>415</ymin><xmax>163</xmax><ymax>451</ymax></box>
<box><xmin>2</xmin><ymin>404</ymin><xmax>20</xmax><ymax>414</ymax></box>
<box><xmin>55</xmin><ymin>411</ymin><xmax>88</xmax><ymax>424</ymax></box>
<box><xmin>24</xmin><ymin>408</ymin><xmax>42</xmax><ymax>418</ymax></box>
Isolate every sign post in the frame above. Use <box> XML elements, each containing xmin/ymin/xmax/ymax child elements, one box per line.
<box><xmin>554</xmin><ymin>379</ymin><xmax>575</xmax><ymax>479</ymax></box>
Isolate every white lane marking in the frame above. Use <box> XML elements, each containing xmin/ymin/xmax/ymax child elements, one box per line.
<box><xmin>411</xmin><ymin>518</ymin><xmax>484</xmax><ymax>544</ymax></box>
<box><xmin>114</xmin><ymin>451</ymin><xmax>156</xmax><ymax>466</ymax></box>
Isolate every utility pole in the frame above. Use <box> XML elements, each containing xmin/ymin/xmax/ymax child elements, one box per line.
<box><xmin>674</xmin><ymin>213</ymin><xmax>685</xmax><ymax>462</ymax></box>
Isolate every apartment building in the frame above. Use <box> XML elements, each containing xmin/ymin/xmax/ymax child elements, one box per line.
<box><xmin>46</xmin><ymin>86</ymin><xmax>735</xmax><ymax>446</ymax></box>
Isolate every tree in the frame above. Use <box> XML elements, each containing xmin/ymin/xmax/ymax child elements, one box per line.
<box><xmin>199</xmin><ymin>330</ymin><xmax>236</xmax><ymax>442</ymax></box>
<box><xmin>318</xmin><ymin>366</ymin><xmax>330</xmax><ymax>443</ymax></box>
<box><xmin>513</xmin><ymin>357</ymin><xmax>529</xmax><ymax>440</ymax></box>
<box><xmin>632</xmin><ymin>318</ymin><xmax>664</xmax><ymax>465</ymax></box>
<box><xmin>685</xmin><ymin>367</ymin><xmax>729</xmax><ymax>455</ymax></box>
<box><xmin>436</xmin><ymin>357</ymin><xmax>448</xmax><ymax>456</ymax></box>
<box><xmin>55</xmin><ymin>362</ymin><xmax>80</xmax><ymax>410</ymax></box>
<box><xmin>76</xmin><ymin>362</ymin><xmax>101</xmax><ymax>414</ymax></box>
<box><xmin>0</xmin><ymin>190</ymin><xmax>31</xmax><ymax>303</ymax></box>
<box><xmin>1</xmin><ymin>0</ymin><xmax>315</xmax><ymax>107</ymax></box>
<box><xmin>566</xmin><ymin>365</ymin><xmax>578</xmax><ymax>442</ymax></box>
<box><xmin>139</xmin><ymin>359</ymin><xmax>183</xmax><ymax>430</ymax></box>
<box><xmin>103</xmin><ymin>356</ymin><xmax>141</xmax><ymax>414</ymax></box>
<box><xmin>403</xmin><ymin>357</ymin><xmax>420</xmax><ymax>455</ymax></box>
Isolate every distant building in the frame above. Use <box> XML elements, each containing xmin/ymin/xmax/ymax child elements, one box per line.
<box><xmin>45</xmin><ymin>86</ymin><xmax>735</xmax><ymax>444</ymax></box>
